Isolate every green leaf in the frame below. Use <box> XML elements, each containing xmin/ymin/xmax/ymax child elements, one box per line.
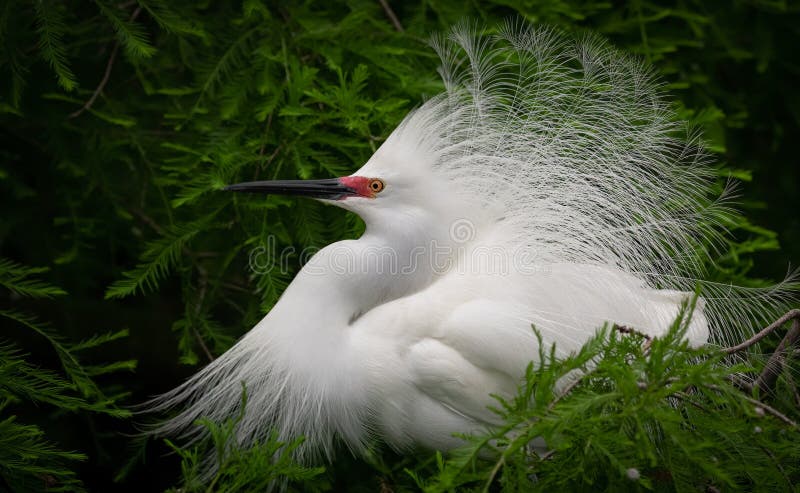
<box><xmin>94</xmin><ymin>0</ymin><xmax>156</xmax><ymax>59</ymax></box>
<box><xmin>42</xmin><ymin>93</ymin><xmax>137</xmax><ymax>126</ymax></box>
<box><xmin>34</xmin><ymin>0</ymin><xmax>77</xmax><ymax>91</ymax></box>
<box><xmin>0</xmin><ymin>415</ymin><xmax>86</xmax><ymax>492</ymax></box>
<box><xmin>105</xmin><ymin>219</ymin><xmax>210</xmax><ymax>299</ymax></box>
<box><xmin>165</xmin><ymin>386</ymin><xmax>325</xmax><ymax>492</ymax></box>
<box><xmin>0</xmin><ymin>258</ymin><xmax>66</xmax><ymax>298</ymax></box>
<box><xmin>135</xmin><ymin>0</ymin><xmax>207</xmax><ymax>39</ymax></box>
<box><xmin>192</xmin><ymin>27</ymin><xmax>260</xmax><ymax>114</ymax></box>
<box><xmin>1</xmin><ymin>309</ymin><xmax>100</xmax><ymax>399</ymax></box>
<box><xmin>67</xmin><ymin>329</ymin><xmax>130</xmax><ymax>352</ymax></box>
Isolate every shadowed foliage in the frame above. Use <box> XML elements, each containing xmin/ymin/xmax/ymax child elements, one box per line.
<box><xmin>0</xmin><ymin>1</ymin><xmax>798</xmax><ymax>491</ymax></box>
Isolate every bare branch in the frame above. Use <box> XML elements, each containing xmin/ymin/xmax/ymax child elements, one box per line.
<box><xmin>69</xmin><ymin>6</ymin><xmax>142</xmax><ymax>118</ymax></box>
<box><xmin>754</xmin><ymin>318</ymin><xmax>800</xmax><ymax>393</ymax></box>
<box><xmin>613</xmin><ymin>324</ymin><xmax>653</xmax><ymax>341</ymax></box>
<box><xmin>614</xmin><ymin>324</ymin><xmax>653</xmax><ymax>352</ymax></box>
<box><xmin>127</xmin><ymin>205</ymin><xmax>215</xmax><ymax>363</ymax></box>
<box><xmin>704</xmin><ymin>383</ymin><xmax>797</xmax><ymax>428</ymax></box>
<box><xmin>673</xmin><ymin>391</ymin><xmax>710</xmax><ymax>412</ymax></box>
<box><xmin>722</xmin><ymin>309</ymin><xmax>800</xmax><ymax>355</ymax></box>
<box><xmin>192</xmin><ymin>263</ymin><xmax>215</xmax><ymax>363</ymax></box>
<box><xmin>482</xmin><ymin>455</ymin><xmax>505</xmax><ymax>493</ymax></box>
<box><xmin>378</xmin><ymin>0</ymin><xmax>403</xmax><ymax>32</ymax></box>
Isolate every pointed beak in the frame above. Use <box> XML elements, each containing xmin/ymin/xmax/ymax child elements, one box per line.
<box><xmin>223</xmin><ymin>178</ymin><xmax>357</xmax><ymax>200</ymax></box>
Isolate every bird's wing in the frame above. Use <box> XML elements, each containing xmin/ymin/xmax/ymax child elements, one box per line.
<box><xmin>406</xmin><ymin>339</ymin><xmax>509</xmax><ymax>426</ymax></box>
<box><xmin>357</xmin><ymin>262</ymin><xmax>709</xmax><ymax>432</ymax></box>
<box><xmin>404</xmin><ymin>300</ymin><xmax>534</xmax><ymax>426</ymax></box>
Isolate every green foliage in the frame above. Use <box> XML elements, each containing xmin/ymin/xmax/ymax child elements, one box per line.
<box><xmin>166</xmin><ymin>387</ymin><xmax>326</xmax><ymax>492</ymax></box>
<box><xmin>161</xmin><ymin>311</ymin><xmax>800</xmax><ymax>492</ymax></box>
<box><xmin>411</xmin><ymin>311</ymin><xmax>800</xmax><ymax>492</ymax></box>
<box><xmin>0</xmin><ymin>260</ymin><xmax>134</xmax><ymax>491</ymax></box>
<box><xmin>0</xmin><ymin>414</ymin><xmax>86</xmax><ymax>493</ymax></box>
<box><xmin>104</xmin><ymin>220</ymin><xmax>210</xmax><ymax>299</ymax></box>
<box><xmin>0</xmin><ymin>258</ymin><xmax>67</xmax><ymax>298</ymax></box>
<box><xmin>0</xmin><ymin>0</ymin><xmax>798</xmax><ymax>491</ymax></box>
<box><xmin>33</xmin><ymin>0</ymin><xmax>77</xmax><ymax>92</ymax></box>
<box><xmin>94</xmin><ymin>1</ymin><xmax>157</xmax><ymax>60</ymax></box>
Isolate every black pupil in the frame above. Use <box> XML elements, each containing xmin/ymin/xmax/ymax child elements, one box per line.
<box><xmin>372</xmin><ymin>182</ymin><xmax>379</xmax><ymax>190</ymax></box>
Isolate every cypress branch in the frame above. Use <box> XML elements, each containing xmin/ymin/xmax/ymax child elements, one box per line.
<box><xmin>34</xmin><ymin>0</ymin><xmax>77</xmax><ymax>91</ymax></box>
<box><xmin>94</xmin><ymin>0</ymin><xmax>155</xmax><ymax>59</ymax></box>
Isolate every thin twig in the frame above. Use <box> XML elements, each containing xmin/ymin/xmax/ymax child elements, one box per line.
<box><xmin>726</xmin><ymin>374</ymin><xmax>753</xmax><ymax>393</ymax></box>
<box><xmin>613</xmin><ymin>324</ymin><xmax>652</xmax><ymax>340</ymax></box>
<box><xmin>265</xmin><ymin>143</ymin><xmax>282</xmax><ymax>165</ymax></box>
<box><xmin>722</xmin><ymin>309</ymin><xmax>800</xmax><ymax>354</ymax></box>
<box><xmin>378</xmin><ymin>0</ymin><xmax>403</xmax><ymax>32</ymax></box>
<box><xmin>538</xmin><ymin>449</ymin><xmax>555</xmax><ymax>461</ymax></box>
<box><xmin>379</xmin><ymin>477</ymin><xmax>394</xmax><ymax>493</ymax></box>
<box><xmin>547</xmin><ymin>371</ymin><xmax>588</xmax><ymax>412</ymax></box>
<box><xmin>221</xmin><ymin>281</ymin><xmax>250</xmax><ymax>293</ymax></box>
<box><xmin>759</xmin><ymin>444</ymin><xmax>791</xmax><ymax>487</ymax></box>
<box><xmin>704</xmin><ymin>383</ymin><xmax>797</xmax><ymax>428</ymax></box>
<box><xmin>673</xmin><ymin>391</ymin><xmax>711</xmax><ymax>412</ymax></box>
<box><xmin>740</xmin><ymin>394</ymin><xmax>797</xmax><ymax>428</ymax></box>
<box><xmin>68</xmin><ymin>43</ymin><xmax>119</xmax><ymax>118</ymax></box>
<box><xmin>257</xmin><ymin>112</ymin><xmax>274</xmax><ymax>163</ymax></box>
<box><xmin>69</xmin><ymin>6</ymin><xmax>142</xmax><ymax>118</ymax></box>
<box><xmin>544</xmin><ymin>325</ymin><xmax>653</xmax><ymax>412</ymax></box>
<box><xmin>192</xmin><ymin>264</ymin><xmax>215</xmax><ymax>363</ymax></box>
<box><xmin>614</xmin><ymin>324</ymin><xmax>653</xmax><ymax>353</ymax></box>
<box><xmin>482</xmin><ymin>455</ymin><xmax>505</xmax><ymax>493</ymax></box>
<box><xmin>754</xmin><ymin>318</ymin><xmax>800</xmax><ymax>393</ymax></box>
<box><xmin>128</xmin><ymin>205</ymin><xmax>215</xmax><ymax>363</ymax></box>
<box><xmin>128</xmin><ymin>207</ymin><xmax>167</xmax><ymax>235</ymax></box>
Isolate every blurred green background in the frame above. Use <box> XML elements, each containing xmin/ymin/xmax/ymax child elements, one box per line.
<box><xmin>0</xmin><ymin>0</ymin><xmax>798</xmax><ymax>491</ymax></box>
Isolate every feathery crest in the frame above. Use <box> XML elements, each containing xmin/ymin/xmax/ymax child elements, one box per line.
<box><xmin>147</xmin><ymin>22</ymin><xmax>798</xmax><ymax>466</ymax></box>
<box><xmin>392</xmin><ymin>20</ymin><xmax>797</xmax><ymax>346</ymax></box>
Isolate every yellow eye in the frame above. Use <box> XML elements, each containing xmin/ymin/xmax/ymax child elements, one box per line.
<box><xmin>369</xmin><ymin>178</ymin><xmax>385</xmax><ymax>194</ymax></box>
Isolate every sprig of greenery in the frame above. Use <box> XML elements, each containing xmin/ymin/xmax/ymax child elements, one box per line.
<box><xmin>94</xmin><ymin>0</ymin><xmax>156</xmax><ymax>59</ymax></box>
<box><xmin>166</xmin><ymin>386</ymin><xmax>326</xmax><ymax>492</ymax></box>
<box><xmin>161</xmin><ymin>309</ymin><xmax>799</xmax><ymax>492</ymax></box>
<box><xmin>0</xmin><ymin>259</ymin><xmax>135</xmax><ymax>491</ymax></box>
<box><xmin>412</xmin><ymin>310</ymin><xmax>799</xmax><ymax>492</ymax></box>
<box><xmin>105</xmin><ymin>219</ymin><xmax>211</xmax><ymax>299</ymax></box>
<box><xmin>0</xmin><ymin>257</ymin><xmax>66</xmax><ymax>298</ymax></box>
<box><xmin>33</xmin><ymin>0</ymin><xmax>76</xmax><ymax>91</ymax></box>
<box><xmin>0</xmin><ymin>414</ymin><xmax>86</xmax><ymax>493</ymax></box>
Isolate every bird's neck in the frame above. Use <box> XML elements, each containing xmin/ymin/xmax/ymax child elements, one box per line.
<box><xmin>251</xmin><ymin>212</ymin><xmax>469</xmax><ymax>448</ymax></box>
<box><xmin>267</xmin><ymin>213</ymin><xmax>456</xmax><ymax>338</ymax></box>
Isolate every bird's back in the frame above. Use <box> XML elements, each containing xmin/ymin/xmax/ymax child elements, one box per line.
<box><xmin>350</xmin><ymin>247</ymin><xmax>710</xmax><ymax>452</ymax></box>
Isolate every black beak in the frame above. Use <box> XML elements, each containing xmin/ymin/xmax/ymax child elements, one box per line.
<box><xmin>223</xmin><ymin>178</ymin><xmax>356</xmax><ymax>200</ymax></box>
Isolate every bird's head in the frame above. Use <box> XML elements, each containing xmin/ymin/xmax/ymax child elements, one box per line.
<box><xmin>224</xmin><ymin>135</ymin><xmax>461</xmax><ymax>234</ymax></box>
<box><xmin>223</xmin><ymin>174</ymin><xmax>387</xmax><ymax>203</ymax></box>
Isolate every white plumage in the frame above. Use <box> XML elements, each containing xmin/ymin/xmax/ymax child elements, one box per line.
<box><xmin>150</xmin><ymin>21</ymin><xmax>796</xmax><ymax>463</ymax></box>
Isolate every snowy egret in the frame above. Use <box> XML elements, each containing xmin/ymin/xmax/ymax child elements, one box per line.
<box><xmin>151</xmin><ymin>22</ymin><xmax>795</xmax><ymax>461</ymax></box>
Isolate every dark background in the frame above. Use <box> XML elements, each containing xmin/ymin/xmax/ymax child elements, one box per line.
<box><xmin>1</xmin><ymin>1</ymin><xmax>798</xmax><ymax>491</ymax></box>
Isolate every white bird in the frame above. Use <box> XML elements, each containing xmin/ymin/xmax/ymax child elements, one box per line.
<box><xmin>150</xmin><ymin>22</ymin><xmax>796</xmax><ymax>463</ymax></box>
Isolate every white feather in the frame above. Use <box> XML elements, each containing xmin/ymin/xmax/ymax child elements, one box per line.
<box><xmin>147</xmin><ymin>22</ymin><xmax>797</xmax><ymax>464</ymax></box>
